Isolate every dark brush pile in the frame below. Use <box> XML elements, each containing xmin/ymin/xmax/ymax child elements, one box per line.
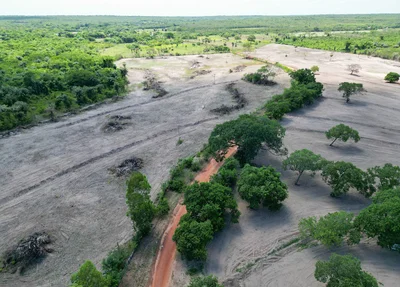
<box><xmin>2</xmin><ymin>232</ymin><xmax>52</xmax><ymax>273</ymax></box>
<box><xmin>109</xmin><ymin>157</ymin><xmax>144</xmax><ymax>177</ymax></box>
<box><xmin>211</xmin><ymin>84</ymin><xmax>248</xmax><ymax>115</ymax></box>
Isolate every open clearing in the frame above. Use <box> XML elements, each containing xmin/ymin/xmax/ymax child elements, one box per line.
<box><xmin>1</xmin><ymin>44</ymin><xmax>400</xmax><ymax>287</ymax></box>
<box><xmin>170</xmin><ymin>44</ymin><xmax>400</xmax><ymax>287</ymax></box>
<box><xmin>0</xmin><ymin>53</ymin><xmax>281</xmax><ymax>286</ymax></box>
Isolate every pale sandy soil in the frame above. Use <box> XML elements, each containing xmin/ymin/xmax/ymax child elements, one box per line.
<box><xmin>170</xmin><ymin>45</ymin><xmax>400</xmax><ymax>287</ymax></box>
<box><xmin>0</xmin><ymin>54</ymin><xmax>282</xmax><ymax>287</ymax></box>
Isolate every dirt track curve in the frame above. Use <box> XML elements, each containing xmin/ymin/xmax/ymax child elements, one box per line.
<box><xmin>150</xmin><ymin>147</ymin><xmax>237</xmax><ymax>287</ymax></box>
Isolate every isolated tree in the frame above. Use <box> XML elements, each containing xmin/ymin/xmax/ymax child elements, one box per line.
<box><xmin>188</xmin><ymin>275</ymin><xmax>223</xmax><ymax>287</ymax></box>
<box><xmin>173</xmin><ymin>215</ymin><xmax>214</xmax><ymax>261</ymax></box>
<box><xmin>184</xmin><ymin>182</ymin><xmax>240</xmax><ymax>232</ymax></box>
<box><xmin>70</xmin><ymin>260</ymin><xmax>109</xmax><ymax>287</ymax></box>
<box><xmin>289</xmin><ymin>68</ymin><xmax>316</xmax><ymax>85</ymax></box>
<box><xmin>299</xmin><ymin>212</ymin><xmax>355</xmax><ymax>247</ymax></box>
<box><xmin>207</xmin><ymin>114</ymin><xmax>286</xmax><ymax>165</ymax></box>
<box><xmin>310</xmin><ymin>65</ymin><xmax>320</xmax><ymax>73</ymax></box>
<box><xmin>322</xmin><ymin>161</ymin><xmax>366</xmax><ymax>197</ymax></box>
<box><xmin>325</xmin><ymin>124</ymin><xmax>360</xmax><ymax>146</ymax></box>
<box><xmin>338</xmin><ymin>82</ymin><xmax>364</xmax><ymax>103</ymax></box>
<box><xmin>247</xmin><ymin>34</ymin><xmax>256</xmax><ymax>42</ymax></box>
<box><xmin>126</xmin><ymin>172</ymin><xmax>155</xmax><ymax>237</ymax></box>
<box><xmin>367</xmin><ymin>163</ymin><xmax>400</xmax><ymax>190</ymax></box>
<box><xmin>347</xmin><ymin>64</ymin><xmax>362</xmax><ymax>75</ymax></box>
<box><xmin>384</xmin><ymin>72</ymin><xmax>400</xmax><ymax>83</ymax></box>
<box><xmin>314</xmin><ymin>254</ymin><xmax>379</xmax><ymax>287</ymax></box>
<box><xmin>354</xmin><ymin>188</ymin><xmax>400</xmax><ymax>251</ymax></box>
<box><xmin>282</xmin><ymin>149</ymin><xmax>327</xmax><ymax>185</ymax></box>
<box><xmin>238</xmin><ymin>164</ymin><xmax>288</xmax><ymax>210</ymax></box>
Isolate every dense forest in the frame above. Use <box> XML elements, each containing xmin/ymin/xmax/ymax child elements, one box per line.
<box><xmin>0</xmin><ymin>14</ymin><xmax>399</xmax><ymax>131</ymax></box>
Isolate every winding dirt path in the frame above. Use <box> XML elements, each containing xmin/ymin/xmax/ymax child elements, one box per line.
<box><xmin>150</xmin><ymin>147</ymin><xmax>237</xmax><ymax>287</ymax></box>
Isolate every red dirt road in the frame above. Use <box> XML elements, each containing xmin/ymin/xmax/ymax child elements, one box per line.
<box><xmin>150</xmin><ymin>147</ymin><xmax>237</xmax><ymax>287</ymax></box>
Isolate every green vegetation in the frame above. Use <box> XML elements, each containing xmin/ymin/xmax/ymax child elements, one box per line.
<box><xmin>207</xmin><ymin>114</ymin><xmax>286</xmax><ymax>165</ymax></box>
<box><xmin>310</xmin><ymin>66</ymin><xmax>320</xmax><ymax>73</ymax></box>
<box><xmin>264</xmin><ymin>69</ymin><xmax>323</xmax><ymax>120</ymax></box>
<box><xmin>354</xmin><ymin>188</ymin><xmax>400</xmax><ymax>251</ymax></box>
<box><xmin>70</xmin><ymin>260</ymin><xmax>109</xmax><ymax>287</ymax></box>
<box><xmin>325</xmin><ymin>124</ymin><xmax>360</xmax><ymax>146</ymax></box>
<box><xmin>299</xmin><ymin>188</ymin><xmax>400</xmax><ymax>252</ymax></box>
<box><xmin>188</xmin><ymin>275</ymin><xmax>223</xmax><ymax>287</ymax></box>
<box><xmin>367</xmin><ymin>163</ymin><xmax>400</xmax><ymax>190</ymax></box>
<box><xmin>238</xmin><ymin>164</ymin><xmax>288</xmax><ymax>210</ymax></box>
<box><xmin>338</xmin><ymin>82</ymin><xmax>364</xmax><ymax>103</ymax></box>
<box><xmin>315</xmin><ymin>254</ymin><xmax>378</xmax><ymax>287</ymax></box>
<box><xmin>385</xmin><ymin>72</ymin><xmax>400</xmax><ymax>83</ymax></box>
<box><xmin>283</xmin><ymin>149</ymin><xmax>327</xmax><ymax>185</ymax></box>
<box><xmin>210</xmin><ymin>157</ymin><xmax>240</xmax><ymax>187</ymax></box>
<box><xmin>242</xmin><ymin>65</ymin><xmax>276</xmax><ymax>85</ymax></box>
<box><xmin>299</xmin><ymin>212</ymin><xmax>355</xmax><ymax>247</ymax></box>
<box><xmin>322</xmin><ymin>161</ymin><xmax>368</xmax><ymax>197</ymax></box>
<box><xmin>280</xmin><ymin>29</ymin><xmax>400</xmax><ymax>61</ymax></box>
<box><xmin>126</xmin><ymin>172</ymin><xmax>155</xmax><ymax>237</ymax></box>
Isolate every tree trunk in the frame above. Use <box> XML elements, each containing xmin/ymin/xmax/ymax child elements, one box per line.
<box><xmin>295</xmin><ymin>171</ymin><xmax>304</xmax><ymax>185</ymax></box>
<box><xmin>330</xmin><ymin>138</ymin><xmax>338</xmax><ymax>146</ymax></box>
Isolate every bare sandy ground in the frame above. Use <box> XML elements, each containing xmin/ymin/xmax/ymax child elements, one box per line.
<box><xmin>0</xmin><ymin>54</ymin><xmax>283</xmax><ymax>286</ymax></box>
<box><xmin>170</xmin><ymin>45</ymin><xmax>400</xmax><ymax>286</ymax></box>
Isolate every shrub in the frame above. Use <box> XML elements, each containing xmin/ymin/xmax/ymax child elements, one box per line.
<box><xmin>384</xmin><ymin>72</ymin><xmax>400</xmax><ymax>83</ymax></box>
<box><xmin>188</xmin><ymin>275</ymin><xmax>223</xmax><ymax>287</ymax></box>
<box><xmin>70</xmin><ymin>260</ymin><xmax>109</xmax><ymax>287</ymax></box>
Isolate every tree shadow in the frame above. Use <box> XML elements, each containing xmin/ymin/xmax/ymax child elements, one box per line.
<box><xmin>326</xmin><ymin>144</ymin><xmax>364</xmax><ymax>156</ymax></box>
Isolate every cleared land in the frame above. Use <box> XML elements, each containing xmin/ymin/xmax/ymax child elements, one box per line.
<box><xmin>171</xmin><ymin>45</ymin><xmax>400</xmax><ymax>287</ymax></box>
<box><xmin>0</xmin><ymin>53</ymin><xmax>282</xmax><ymax>286</ymax></box>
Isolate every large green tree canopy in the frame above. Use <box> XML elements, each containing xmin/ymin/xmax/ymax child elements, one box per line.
<box><xmin>207</xmin><ymin>114</ymin><xmax>286</xmax><ymax>164</ymax></box>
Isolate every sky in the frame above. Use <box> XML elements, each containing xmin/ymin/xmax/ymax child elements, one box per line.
<box><xmin>1</xmin><ymin>0</ymin><xmax>400</xmax><ymax>16</ymax></box>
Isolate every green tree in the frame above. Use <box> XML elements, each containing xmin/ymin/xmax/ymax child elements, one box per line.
<box><xmin>210</xmin><ymin>157</ymin><xmax>240</xmax><ymax>188</ymax></box>
<box><xmin>173</xmin><ymin>215</ymin><xmax>214</xmax><ymax>261</ymax></box>
<box><xmin>338</xmin><ymin>82</ymin><xmax>364</xmax><ymax>103</ymax></box>
<box><xmin>247</xmin><ymin>34</ymin><xmax>256</xmax><ymax>42</ymax></box>
<box><xmin>238</xmin><ymin>164</ymin><xmax>288</xmax><ymax>210</ymax></box>
<box><xmin>299</xmin><ymin>212</ymin><xmax>355</xmax><ymax>247</ymax></box>
<box><xmin>311</xmin><ymin>65</ymin><xmax>320</xmax><ymax>73</ymax></box>
<box><xmin>70</xmin><ymin>260</ymin><xmax>109</xmax><ymax>287</ymax></box>
<box><xmin>367</xmin><ymin>163</ymin><xmax>400</xmax><ymax>190</ymax></box>
<box><xmin>325</xmin><ymin>124</ymin><xmax>360</xmax><ymax>146</ymax></box>
<box><xmin>126</xmin><ymin>172</ymin><xmax>155</xmax><ymax>237</ymax></box>
<box><xmin>354</xmin><ymin>188</ymin><xmax>400</xmax><ymax>251</ymax></box>
<box><xmin>242</xmin><ymin>41</ymin><xmax>253</xmax><ymax>52</ymax></box>
<box><xmin>315</xmin><ymin>254</ymin><xmax>378</xmax><ymax>287</ymax></box>
<box><xmin>384</xmin><ymin>72</ymin><xmax>400</xmax><ymax>83</ymax></box>
<box><xmin>188</xmin><ymin>275</ymin><xmax>223</xmax><ymax>287</ymax></box>
<box><xmin>282</xmin><ymin>149</ymin><xmax>327</xmax><ymax>185</ymax></box>
<box><xmin>184</xmin><ymin>182</ymin><xmax>240</xmax><ymax>232</ymax></box>
<box><xmin>207</xmin><ymin>114</ymin><xmax>286</xmax><ymax>165</ymax></box>
<box><xmin>322</xmin><ymin>161</ymin><xmax>367</xmax><ymax>197</ymax></box>
<box><xmin>289</xmin><ymin>68</ymin><xmax>316</xmax><ymax>85</ymax></box>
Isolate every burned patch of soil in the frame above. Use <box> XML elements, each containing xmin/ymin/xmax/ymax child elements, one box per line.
<box><xmin>109</xmin><ymin>157</ymin><xmax>144</xmax><ymax>177</ymax></box>
<box><xmin>102</xmin><ymin>115</ymin><xmax>132</xmax><ymax>133</ymax></box>
<box><xmin>143</xmin><ymin>70</ymin><xmax>168</xmax><ymax>98</ymax></box>
<box><xmin>2</xmin><ymin>232</ymin><xmax>52</xmax><ymax>274</ymax></box>
<box><xmin>189</xmin><ymin>70</ymin><xmax>212</xmax><ymax>79</ymax></box>
<box><xmin>211</xmin><ymin>83</ymin><xmax>248</xmax><ymax>115</ymax></box>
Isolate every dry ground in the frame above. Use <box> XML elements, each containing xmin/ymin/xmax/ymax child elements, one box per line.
<box><xmin>170</xmin><ymin>45</ymin><xmax>400</xmax><ymax>287</ymax></box>
<box><xmin>0</xmin><ymin>54</ymin><xmax>283</xmax><ymax>286</ymax></box>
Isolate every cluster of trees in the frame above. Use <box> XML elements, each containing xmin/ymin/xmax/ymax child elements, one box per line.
<box><xmin>242</xmin><ymin>65</ymin><xmax>277</xmax><ymax>85</ymax></box>
<box><xmin>284</xmin><ymin>147</ymin><xmax>400</xmax><ymax>198</ymax></box>
<box><xmin>279</xmin><ymin>29</ymin><xmax>400</xmax><ymax>61</ymax></box>
<box><xmin>264</xmin><ymin>68</ymin><xmax>324</xmax><ymax>120</ymax></box>
<box><xmin>0</xmin><ymin>26</ymin><xmax>128</xmax><ymax>131</ymax></box>
<box><xmin>299</xmin><ymin>188</ymin><xmax>400</xmax><ymax>252</ymax></box>
<box><xmin>173</xmin><ymin>159</ymin><xmax>240</xmax><ymax>261</ymax></box>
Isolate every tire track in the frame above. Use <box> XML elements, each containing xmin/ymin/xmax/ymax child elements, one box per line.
<box><xmin>55</xmin><ymin>81</ymin><xmax>238</xmax><ymax>129</ymax></box>
<box><xmin>285</xmin><ymin>126</ymin><xmax>400</xmax><ymax>147</ymax></box>
<box><xmin>286</xmin><ymin>114</ymin><xmax>400</xmax><ymax>133</ymax></box>
<box><xmin>1</xmin><ymin>117</ymin><xmax>219</xmax><ymax>205</ymax></box>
